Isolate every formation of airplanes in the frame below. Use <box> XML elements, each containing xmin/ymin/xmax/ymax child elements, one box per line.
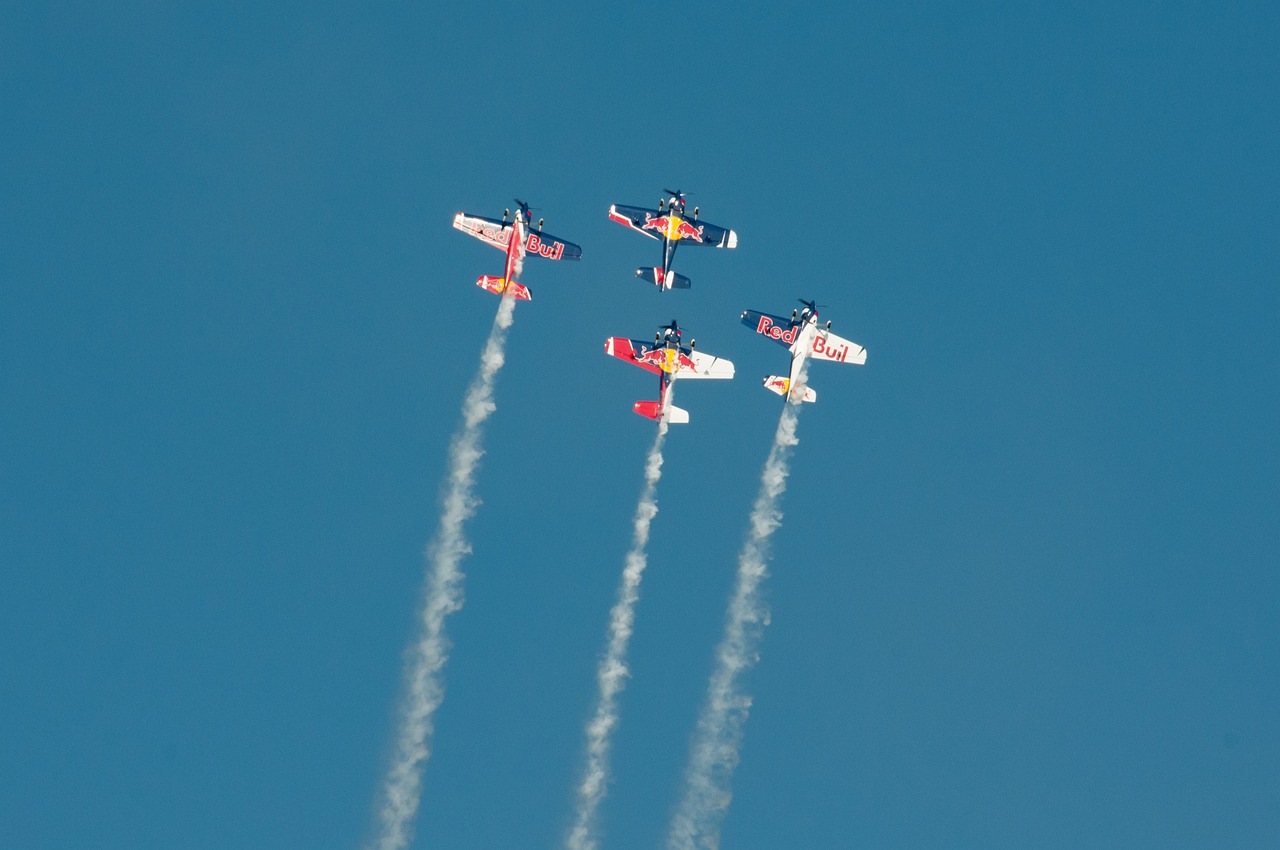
<box><xmin>453</xmin><ymin>193</ymin><xmax>867</xmax><ymax>423</ymax></box>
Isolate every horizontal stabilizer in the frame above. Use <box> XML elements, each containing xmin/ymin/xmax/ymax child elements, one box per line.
<box><xmin>763</xmin><ymin>376</ymin><xmax>816</xmax><ymax>403</ymax></box>
<box><xmin>476</xmin><ymin>275</ymin><xmax>531</xmax><ymax>301</ymax></box>
<box><xmin>636</xmin><ymin>267</ymin><xmax>691</xmax><ymax>290</ymax></box>
<box><xmin>633</xmin><ymin>401</ymin><xmax>689</xmax><ymax>424</ymax></box>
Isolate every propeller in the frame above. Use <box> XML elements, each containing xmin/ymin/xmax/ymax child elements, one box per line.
<box><xmin>657</xmin><ymin>320</ymin><xmax>683</xmax><ymax>345</ymax></box>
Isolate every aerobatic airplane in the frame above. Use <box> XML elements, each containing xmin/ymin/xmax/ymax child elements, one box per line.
<box><xmin>740</xmin><ymin>299</ymin><xmax>867</xmax><ymax>403</ymax></box>
<box><xmin>452</xmin><ymin>199</ymin><xmax>582</xmax><ymax>301</ymax></box>
<box><xmin>604</xmin><ymin>320</ymin><xmax>734</xmax><ymax>423</ymax></box>
<box><xmin>607</xmin><ymin>190</ymin><xmax>737</xmax><ymax>291</ymax></box>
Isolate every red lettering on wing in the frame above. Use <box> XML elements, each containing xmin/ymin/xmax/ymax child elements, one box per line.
<box><xmin>756</xmin><ymin>315</ymin><xmax>800</xmax><ymax>344</ymax></box>
<box><xmin>813</xmin><ymin>335</ymin><xmax>848</xmax><ymax>361</ymax></box>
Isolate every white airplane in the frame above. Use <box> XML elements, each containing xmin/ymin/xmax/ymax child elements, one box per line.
<box><xmin>740</xmin><ymin>299</ymin><xmax>866</xmax><ymax>403</ymax></box>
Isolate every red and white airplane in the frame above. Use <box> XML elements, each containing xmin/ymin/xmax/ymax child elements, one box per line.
<box><xmin>452</xmin><ymin>199</ymin><xmax>582</xmax><ymax>301</ymax></box>
<box><xmin>740</xmin><ymin>299</ymin><xmax>867</xmax><ymax>403</ymax></box>
<box><xmin>605</xmin><ymin>320</ymin><xmax>734</xmax><ymax>423</ymax></box>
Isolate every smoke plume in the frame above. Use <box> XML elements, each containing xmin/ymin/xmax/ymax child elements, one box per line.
<box><xmin>368</xmin><ymin>292</ymin><xmax>518</xmax><ymax>850</ymax></box>
<box><xmin>566</xmin><ymin>406</ymin><xmax>672</xmax><ymax>850</ymax></box>
<box><xmin>666</xmin><ymin>395</ymin><xmax>803</xmax><ymax>850</ymax></box>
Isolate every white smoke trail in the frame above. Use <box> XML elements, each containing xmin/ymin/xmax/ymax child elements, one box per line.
<box><xmin>367</xmin><ymin>291</ymin><xmax>519</xmax><ymax>850</ymax></box>
<box><xmin>666</xmin><ymin>393</ymin><xmax>804</xmax><ymax>850</ymax></box>
<box><xmin>566</xmin><ymin>401</ymin><xmax>673</xmax><ymax>850</ymax></box>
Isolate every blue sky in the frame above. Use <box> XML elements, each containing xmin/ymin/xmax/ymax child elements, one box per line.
<box><xmin>3</xmin><ymin>3</ymin><xmax>1277</xmax><ymax>849</ymax></box>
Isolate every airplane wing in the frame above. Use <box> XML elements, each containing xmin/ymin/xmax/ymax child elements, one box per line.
<box><xmin>524</xmin><ymin>229</ymin><xmax>582</xmax><ymax>261</ymax></box>
<box><xmin>604</xmin><ymin>337</ymin><xmax>664</xmax><ymax>374</ymax></box>
<box><xmin>682</xmin><ymin>219</ymin><xmax>737</xmax><ymax>249</ymax></box>
<box><xmin>675</xmin><ymin>348</ymin><xmax>734</xmax><ymax>379</ymax></box>
<box><xmin>741</xmin><ymin>309</ymin><xmax>801</xmax><ymax>348</ymax></box>
<box><xmin>607</xmin><ymin>204</ymin><xmax>663</xmax><ymax>240</ymax></box>
<box><xmin>452</xmin><ymin>212</ymin><xmax>512</xmax><ymax>251</ymax></box>
<box><xmin>809</xmin><ymin>328</ymin><xmax>868</xmax><ymax>365</ymax></box>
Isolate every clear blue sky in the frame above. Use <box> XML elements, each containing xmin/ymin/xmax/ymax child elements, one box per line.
<box><xmin>3</xmin><ymin>3</ymin><xmax>1277</xmax><ymax>848</ymax></box>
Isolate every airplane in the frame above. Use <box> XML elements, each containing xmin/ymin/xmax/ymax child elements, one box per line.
<box><xmin>604</xmin><ymin>320</ymin><xmax>734</xmax><ymax>423</ymax></box>
<box><xmin>740</xmin><ymin>299</ymin><xmax>867</xmax><ymax>403</ymax></box>
<box><xmin>607</xmin><ymin>189</ymin><xmax>737</xmax><ymax>291</ymax></box>
<box><xmin>452</xmin><ymin>199</ymin><xmax>582</xmax><ymax>300</ymax></box>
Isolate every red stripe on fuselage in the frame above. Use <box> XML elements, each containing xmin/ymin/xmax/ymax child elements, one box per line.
<box><xmin>504</xmin><ymin>218</ymin><xmax>526</xmax><ymax>284</ymax></box>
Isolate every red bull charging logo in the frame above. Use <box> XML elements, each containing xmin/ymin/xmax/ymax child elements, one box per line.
<box><xmin>639</xmin><ymin>346</ymin><xmax>694</xmax><ymax>373</ymax></box>
<box><xmin>642</xmin><ymin>213</ymin><xmax>704</xmax><ymax>243</ymax></box>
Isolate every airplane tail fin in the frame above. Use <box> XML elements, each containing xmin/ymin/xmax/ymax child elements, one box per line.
<box><xmin>633</xmin><ymin>401</ymin><xmax>689</xmax><ymax>424</ymax></box>
<box><xmin>635</xmin><ymin>267</ymin><xmax>691</xmax><ymax>290</ymax></box>
<box><xmin>476</xmin><ymin>275</ymin><xmax>531</xmax><ymax>301</ymax></box>
<box><xmin>763</xmin><ymin>376</ymin><xmax>817</xmax><ymax>403</ymax></box>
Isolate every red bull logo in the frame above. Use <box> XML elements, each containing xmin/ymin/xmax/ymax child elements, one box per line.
<box><xmin>754</xmin><ymin>315</ymin><xmax>799</xmax><ymax>345</ymax></box>
<box><xmin>640</xmin><ymin>346</ymin><xmax>693</xmax><ymax>373</ymax></box>
<box><xmin>642</xmin><ymin>213</ymin><xmax>704</xmax><ymax>243</ymax></box>
<box><xmin>526</xmin><ymin>232</ymin><xmax>565</xmax><ymax>260</ymax></box>
<box><xmin>673</xmin><ymin>219</ymin><xmax>704</xmax><ymax>242</ymax></box>
<box><xmin>640</xmin><ymin>348</ymin><xmax>667</xmax><ymax>367</ymax></box>
<box><xmin>642</xmin><ymin>214</ymin><xmax>672</xmax><ymax>235</ymax></box>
